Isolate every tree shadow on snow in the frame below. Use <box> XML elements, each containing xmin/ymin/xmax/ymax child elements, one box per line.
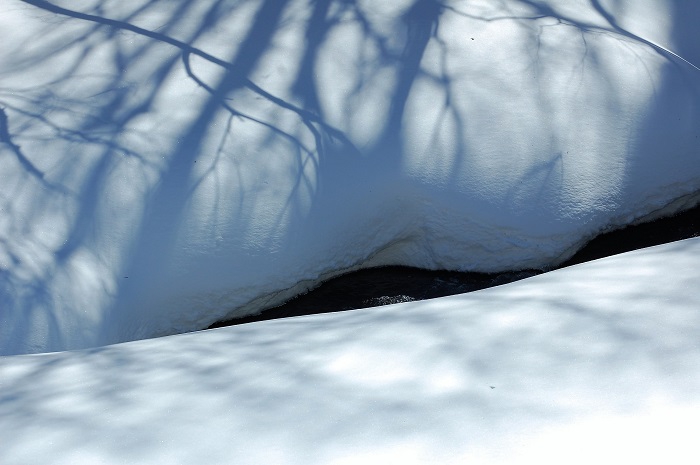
<box><xmin>0</xmin><ymin>0</ymin><xmax>698</xmax><ymax>352</ymax></box>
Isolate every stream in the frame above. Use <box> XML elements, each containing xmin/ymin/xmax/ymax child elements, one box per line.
<box><xmin>210</xmin><ymin>203</ymin><xmax>699</xmax><ymax>328</ymax></box>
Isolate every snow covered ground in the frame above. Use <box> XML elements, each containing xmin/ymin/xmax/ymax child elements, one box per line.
<box><xmin>1</xmin><ymin>0</ymin><xmax>699</xmax><ymax>354</ymax></box>
<box><xmin>2</xmin><ymin>238</ymin><xmax>700</xmax><ymax>464</ymax></box>
<box><xmin>1</xmin><ymin>1</ymin><xmax>700</xmax><ymax>462</ymax></box>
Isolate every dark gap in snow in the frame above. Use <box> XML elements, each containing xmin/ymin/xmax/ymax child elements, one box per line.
<box><xmin>209</xmin><ymin>268</ymin><xmax>540</xmax><ymax>327</ymax></box>
<box><xmin>209</xmin><ymin>203</ymin><xmax>699</xmax><ymax>329</ymax></box>
<box><xmin>557</xmin><ymin>205</ymin><xmax>700</xmax><ymax>267</ymax></box>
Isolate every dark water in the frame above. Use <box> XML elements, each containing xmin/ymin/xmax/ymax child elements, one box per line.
<box><xmin>209</xmin><ymin>203</ymin><xmax>699</xmax><ymax>328</ymax></box>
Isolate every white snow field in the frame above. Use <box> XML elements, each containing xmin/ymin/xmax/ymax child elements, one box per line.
<box><xmin>1</xmin><ymin>238</ymin><xmax>700</xmax><ymax>465</ymax></box>
<box><xmin>0</xmin><ymin>1</ymin><xmax>700</xmax><ymax>462</ymax></box>
<box><xmin>0</xmin><ymin>0</ymin><xmax>698</xmax><ymax>354</ymax></box>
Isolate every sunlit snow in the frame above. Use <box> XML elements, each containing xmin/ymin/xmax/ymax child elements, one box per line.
<box><xmin>1</xmin><ymin>0</ymin><xmax>700</xmax><ymax>462</ymax></box>
<box><xmin>2</xmin><ymin>238</ymin><xmax>700</xmax><ymax>464</ymax></box>
<box><xmin>1</xmin><ymin>0</ymin><xmax>698</xmax><ymax>354</ymax></box>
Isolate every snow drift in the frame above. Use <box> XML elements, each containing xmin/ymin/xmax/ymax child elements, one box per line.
<box><xmin>1</xmin><ymin>0</ymin><xmax>699</xmax><ymax>354</ymax></box>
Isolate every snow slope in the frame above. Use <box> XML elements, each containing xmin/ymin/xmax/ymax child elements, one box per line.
<box><xmin>1</xmin><ymin>0</ymin><xmax>699</xmax><ymax>354</ymax></box>
<box><xmin>2</xmin><ymin>238</ymin><xmax>700</xmax><ymax>465</ymax></box>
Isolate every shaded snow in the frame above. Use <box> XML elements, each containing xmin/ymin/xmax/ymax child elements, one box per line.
<box><xmin>2</xmin><ymin>1</ymin><xmax>699</xmax><ymax>461</ymax></box>
<box><xmin>0</xmin><ymin>0</ymin><xmax>699</xmax><ymax>354</ymax></box>
<box><xmin>2</xmin><ymin>238</ymin><xmax>700</xmax><ymax>464</ymax></box>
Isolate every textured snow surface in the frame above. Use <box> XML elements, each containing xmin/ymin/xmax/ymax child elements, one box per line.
<box><xmin>1</xmin><ymin>0</ymin><xmax>699</xmax><ymax>353</ymax></box>
<box><xmin>2</xmin><ymin>238</ymin><xmax>700</xmax><ymax>465</ymax></box>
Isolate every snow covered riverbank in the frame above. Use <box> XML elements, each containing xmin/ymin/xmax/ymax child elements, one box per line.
<box><xmin>1</xmin><ymin>1</ymin><xmax>699</xmax><ymax>461</ymax></box>
<box><xmin>212</xmin><ymin>203</ymin><xmax>699</xmax><ymax>327</ymax></box>
<box><xmin>1</xmin><ymin>0</ymin><xmax>699</xmax><ymax>354</ymax></box>
<box><xmin>2</xmin><ymin>237</ymin><xmax>700</xmax><ymax>464</ymax></box>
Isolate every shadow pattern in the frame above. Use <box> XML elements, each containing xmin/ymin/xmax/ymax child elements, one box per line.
<box><xmin>0</xmin><ymin>0</ymin><xmax>698</xmax><ymax>353</ymax></box>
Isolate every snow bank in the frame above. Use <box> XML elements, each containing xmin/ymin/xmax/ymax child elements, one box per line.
<box><xmin>2</xmin><ymin>237</ymin><xmax>700</xmax><ymax>464</ymax></box>
<box><xmin>1</xmin><ymin>0</ymin><xmax>699</xmax><ymax>354</ymax></box>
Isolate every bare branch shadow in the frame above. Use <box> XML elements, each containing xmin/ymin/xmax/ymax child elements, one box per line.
<box><xmin>0</xmin><ymin>0</ymin><xmax>697</xmax><ymax>353</ymax></box>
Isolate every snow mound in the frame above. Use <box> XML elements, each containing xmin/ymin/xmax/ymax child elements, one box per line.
<box><xmin>1</xmin><ymin>0</ymin><xmax>699</xmax><ymax>354</ymax></box>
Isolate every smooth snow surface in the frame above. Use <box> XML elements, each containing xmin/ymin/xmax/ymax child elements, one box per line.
<box><xmin>1</xmin><ymin>0</ymin><xmax>700</xmax><ymax>353</ymax></box>
<box><xmin>2</xmin><ymin>238</ymin><xmax>700</xmax><ymax>465</ymax></box>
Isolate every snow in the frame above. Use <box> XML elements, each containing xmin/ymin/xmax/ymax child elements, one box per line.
<box><xmin>2</xmin><ymin>237</ymin><xmax>700</xmax><ymax>464</ymax></box>
<box><xmin>0</xmin><ymin>2</ymin><xmax>699</xmax><ymax>459</ymax></box>
<box><xmin>0</xmin><ymin>1</ymin><xmax>699</xmax><ymax>354</ymax></box>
